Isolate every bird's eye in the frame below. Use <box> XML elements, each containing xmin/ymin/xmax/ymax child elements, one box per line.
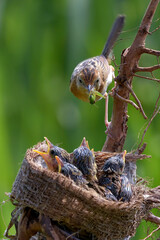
<box><xmin>78</xmin><ymin>77</ymin><xmax>83</xmax><ymax>84</ymax></box>
<box><xmin>95</xmin><ymin>79</ymin><xmax>99</xmax><ymax>84</ymax></box>
<box><xmin>50</xmin><ymin>149</ymin><xmax>55</xmax><ymax>156</ymax></box>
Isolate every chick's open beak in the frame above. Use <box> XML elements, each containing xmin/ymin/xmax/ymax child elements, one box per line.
<box><xmin>33</xmin><ymin>137</ymin><xmax>53</xmax><ymax>170</ymax></box>
<box><xmin>55</xmin><ymin>156</ymin><xmax>62</xmax><ymax>173</ymax></box>
<box><xmin>80</xmin><ymin>137</ymin><xmax>90</xmax><ymax>149</ymax></box>
<box><xmin>122</xmin><ymin>150</ymin><xmax>127</xmax><ymax>163</ymax></box>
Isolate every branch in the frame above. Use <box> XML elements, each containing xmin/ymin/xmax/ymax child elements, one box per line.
<box><xmin>133</xmin><ymin>73</ymin><xmax>160</xmax><ymax>83</ymax></box>
<box><xmin>145</xmin><ymin>212</ymin><xmax>160</xmax><ymax>225</ymax></box>
<box><xmin>124</xmin><ymin>82</ymin><xmax>147</xmax><ymax>119</ymax></box>
<box><xmin>141</xmin><ymin>225</ymin><xmax>160</xmax><ymax>240</ymax></box>
<box><xmin>103</xmin><ymin>0</ymin><xmax>159</xmax><ymax>152</ymax></box>
<box><xmin>134</xmin><ymin>64</ymin><xmax>160</xmax><ymax>72</ymax></box>
<box><xmin>138</xmin><ymin>94</ymin><xmax>160</xmax><ymax>150</ymax></box>
<box><xmin>142</xmin><ymin>47</ymin><xmax>160</xmax><ymax>56</ymax></box>
<box><xmin>149</xmin><ymin>24</ymin><xmax>160</xmax><ymax>34</ymax></box>
<box><xmin>113</xmin><ymin>92</ymin><xmax>139</xmax><ymax>110</ymax></box>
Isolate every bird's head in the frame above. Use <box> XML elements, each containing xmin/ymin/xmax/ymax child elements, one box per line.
<box><xmin>72</xmin><ymin>138</ymin><xmax>97</xmax><ymax>181</ymax></box>
<box><xmin>70</xmin><ymin>58</ymin><xmax>105</xmax><ymax>104</ymax></box>
<box><xmin>33</xmin><ymin>137</ymin><xmax>63</xmax><ymax>172</ymax></box>
<box><xmin>117</xmin><ymin>150</ymin><xmax>127</xmax><ymax>174</ymax></box>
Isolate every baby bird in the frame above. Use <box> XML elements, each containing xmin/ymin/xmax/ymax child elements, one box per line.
<box><xmin>71</xmin><ymin>137</ymin><xmax>97</xmax><ymax>181</ymax></box>
<box><xmin>102</xmin><ymin>150</ymin><xmax>126</xmax><ymax>175</ymax></box>
<box><xmin>33</xmin><ymin>138</ymin><xmax>87</xmax><ymax>186</ymax></box>
<box><xmin>105</xmin><ymin>188</ymin><xmax>118</xmax><ymax>202</ymax></box>
<box><xmin>118</xmin><ymin>174</ymin><xmax>132</xmax><ymax>202</ymax></box>
<box><xmin>45</xmin><ymin>137</ymin><xmax>70</xmax><ymax>163</ymax></box>
<box><xmin>55</xmin><ymin>156</ymin><xmax>88</xmax><ymax>186</ymax></box>
<box><xmin>99</xmin><ymin>173</ymin><xmax>121</xmax><ymax>199</ymax></box>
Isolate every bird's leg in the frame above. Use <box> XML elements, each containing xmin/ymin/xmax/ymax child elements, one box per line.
<box><xmin>104</xmin><ymin>93</ymin><xmax>110</xmax><ymax>129</ymax></box>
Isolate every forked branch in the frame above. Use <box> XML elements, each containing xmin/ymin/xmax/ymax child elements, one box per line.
<box><xmin>103</xmin><ymin>0</ymin><xmax>160</xmax><ymax>152</ymax></box>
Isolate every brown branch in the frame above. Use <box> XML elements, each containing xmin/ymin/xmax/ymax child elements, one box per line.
<box><xmin>141</xmin><ymin>225</ymin><xmax>160</xmax><ymax>240</ymax></box>
<box><xmin>114</xmin><ymin>92</ymin><xmax>139</xmax><ymax>110</ymax></box>
<box><xmin>145</xmin><ymin>212</ymin><xmax>160</xmax><ymax>225</ymax></box>
<box><xmin>149</xmin><ymin>24</ymin><xmax>160</xmax><ymax>34</ymax></box>
<box><xmin>138</xmin><ymin>94</ymin><xmax>160</xmax><ymax>150</ymax></box>
<box><xmin>102</xmin><ymin>0</ymin><xmax>159</xmax><ymax>152</ymax></box>
<box><xmin>142</xmin><ymin>47</ymin><xmax>160</xmax><ymax>56</ymax></box>
<box><xmin>133</xmin><ymin>73</ymin><xmax>160</xmax><ymax>83</ymax></box>
<box><xmin>124</xmin><ymin>82</ymin><xmax>147</xmax><ymax>119</ymax></box>
<box><xmin>134</xmin><ymin>64</ymin><xmax>160</xmax><ymax>72</ymax></box>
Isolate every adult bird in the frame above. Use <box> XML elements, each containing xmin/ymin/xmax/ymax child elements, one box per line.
<box><xmin>70</xmin><ymin>15</ymin><xmax>125</xmax><ymax>127</ymax></box>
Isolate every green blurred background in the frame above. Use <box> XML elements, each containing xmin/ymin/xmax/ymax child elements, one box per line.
<box><xmin>0</xmin><ymin>0</ymin><xmax>159</xmax><ymax>239</ymax></box>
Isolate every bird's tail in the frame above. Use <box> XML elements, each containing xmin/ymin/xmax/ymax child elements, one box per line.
<box><xmin>102</xmin><ymin>15</ymin><xmax>125</xmax><ymax>59</ymax></box>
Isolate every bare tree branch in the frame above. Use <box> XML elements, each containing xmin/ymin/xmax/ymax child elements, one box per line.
<box><xmin>141</xmin><ymin>225</ymin><xmax>160</xmax><ymax>240</ymax></box>
<box><xmin>103</xmin><ymin>0</ymin><xmax>159</xmax><ymax>151</ymax></box>
<box><xmin>145</xmin><ymin>212</ymin><xmax>160</xmax><ymax>225</ymax></box>
<box><xmin>134</xmin><ymin>65</ymin><xmax>160</xmax><ymax>72</ymax></box>
<box><xmin>124</xmin><ymin>82</ymin><xmax>148</xmax><ymax>119</ymax></box>
<box><xmin>112</xmin><ymin>91</ymin><xmax>139</xmax><ymax>110</ymax></box>
<box><xmin>133</xmin><ymin>73</ymin><xmax>160</xmax><ymax>82</ymax></box>
<box><xmin>142</xmin><ymin>47</ymin><xmax>160</xmax><ymax>56</ymax></box>
<box><xmin>138</xmin><ymin>94</ymin><xmax>160</xmax><ymax>150</ymax></box>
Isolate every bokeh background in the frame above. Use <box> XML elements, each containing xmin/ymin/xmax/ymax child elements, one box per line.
<box><xmin>0</xmin><ymin>0</ymin><xmax>160</xmax><ymax>239</ymax></box>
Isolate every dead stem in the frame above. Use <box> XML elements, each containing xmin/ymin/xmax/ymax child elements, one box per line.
<box><xmin>124</xmin><ymin>82</ymin><xmax>147</xmax><ymax>119</ymax></box>
<box><xmin>138</xmin><ymin>94</ymin><xmax>160</xmax><ymax>150</ymax></box>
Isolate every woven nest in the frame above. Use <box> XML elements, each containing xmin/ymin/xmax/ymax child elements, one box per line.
<box><xmin>10</xmin><ymin>141</ymin><xmax>153</xmax><ymax>240</ymax></box>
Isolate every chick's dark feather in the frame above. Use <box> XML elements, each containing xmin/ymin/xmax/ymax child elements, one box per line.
<box><xmin>72</xmin><ymin>146</ymin><xmax>97</xmax><ymax>181</ymax></box>
<box><xmin>61</xmin><ymin>162</ymin><xmax>88</xmax><ymax>186</ymax></box>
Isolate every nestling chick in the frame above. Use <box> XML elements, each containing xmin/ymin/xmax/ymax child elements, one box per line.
<box><xmin>105</xmin><ymin>188</ymin><xmax>118</xmax><ymax>202</ymax></box>
<box><xmin>99</xmin><ymin>173</ymin><xmax>121</xmax><ymax>199</ymax></box>
<box><xmin>40</xmin><ymin>137</ymin><xmax>70</xmax><ymax>164</ymax></box>
<box><xmin>55</xmin><ymin>156</ymin><xmax>88</xmax><ymax>186</ymax></box>
<box><xmin>118</xmin><ymin>174</ymin><xmax>132</xmax><ymax>202</ymax></box>
<box><xmin>71</xmin><ymin>137</ymin><xmax>97</xmax><ymax>181</ymax></box>
<box><xmin>102</xmin><ymin>150</ymin><xmax>126</xmax><ymax>175</ymax></box>
<box><xmin>33</xmin><ymin>137</ymin><xmax>87</xmax><ymax>186</ymax></box>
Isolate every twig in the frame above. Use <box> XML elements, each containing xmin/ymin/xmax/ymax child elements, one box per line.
<box><xmin>141</xmin><ymin>225</ymin><xmax>160</xmax><ymax>240</ymax></box>
<box><xmin>149</xmin><ymin>24</ymin><xmax>160</xmax><ymax>34</ymax></box>
<box><xmin>138</xmin><ymin>94</ymin><xmax>160</xmax><ymax>150</ymax></box>
<box><xmin>114</xmin><ymin>92</ymin><xmax>139</xmax><ymax>110</ymax></box>
<box><xmin>133</xmin><ymin>73</ymin><xmax>160</xmax><ymax>83</ymax></box>
<box><xmin>142</xmin><ymin>47</ymin><xmax>160</xmax><ymax>56</ymax></box>
<box><xmin>145</xmin><ymin>212</ymin><xmax>160</xmax><ymax>225</ymax></box>
<box><xmin>134</xmin><ymin>65</ymin><xmax>160</xmax><ymax>72</ymax></box>
<box><xmin>124</xmin><ymin>82</ymin><xmax>147</xmax><ymax>119</ymax></box>
<box><xmin>137</xmin><ymin>143</ymin><xmax>147</xmax><ymax>154</ymax></box>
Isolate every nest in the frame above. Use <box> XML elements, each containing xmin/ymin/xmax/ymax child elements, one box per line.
<box><xmin>10</xmin><ymin>141</ymin><xmax>155</xmax><ymax>240</ymax></box>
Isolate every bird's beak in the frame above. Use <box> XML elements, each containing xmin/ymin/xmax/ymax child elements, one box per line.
<box><xmin>122</xmin><ymin>150</ymin><xmax>127</xmax><ymax>163</ymax></box>
<box><xmin>87</xmin><ymin>84</ymin><xmax>92</xmax><ymax>93</ymax></box>
<box><xmin>80</xmin><ymin>137</ymin><xmax>90</xmax><ymax>149</ymax></box>
<box><xmin>92</xmin><ymin>174</ymin><xmax>98</xmax><ymax>181</ymax></box>
<box><xmin>33</xmin><ymin>137</ymin><xmax>53</xmax><ymax>169</ymax></box>
<box><xmin>55</xmin><ymin>156</ymin><xmax>62</xmax><ymax>173</ymax></box>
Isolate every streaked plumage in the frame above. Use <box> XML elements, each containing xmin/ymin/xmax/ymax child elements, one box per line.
<box><xmin>105</xmin><ymin>188</ymin><xmax>118</xmax><ymax>201</ymax></box>
<box><xmin>118</xmin><ymin>174</ymin><xmax>132</xmax><ymax>202</ymax></box>
<box><xmin>102</xmin><ymin>151</ymin><xmax>126</xmax><ymax>175</ymax></box>
<box><xmin>99</xmin><ymin>173</ymin><xmax>121</xmax><ymax>199</ymax></box>
<box><xmin>33</xmin><ymin>137</ymin><xmax>87</xmax><ymax>186</ymax></box>
<box><xmin>70</xmin><ymin>16</ymin><xmax>125</xmax><ymax>105</ymax></box>
<box><xmin>71</xmin><ymin>137</ymin><xmax>97</xmax><ymax>181</ymax></box>
<box><xmin>55</xmin><ymin>156</ymin><xmax>88</xmax><ymax>186</ymax></box>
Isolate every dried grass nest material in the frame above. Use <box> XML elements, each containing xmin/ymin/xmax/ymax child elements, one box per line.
<box><xmin>10</xmin><ymin>141</ymin><xmax>156</xmax><ymax>240</ymax></box>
